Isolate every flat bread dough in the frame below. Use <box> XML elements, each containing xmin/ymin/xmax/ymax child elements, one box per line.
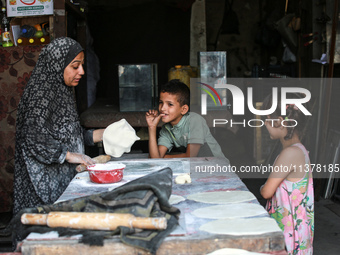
<box><xmin>103</xmin><ymin>119</ymin><xmax>140</xmax><ymax>158</ymax></box>
<box><xmin>207</xmin><ymin>248</ymin><xmax>265</xmax><ymax>255</ymax></box>
<box><xmin>200</xmin><ymin>217</ymin><xmax>281</xmax><ymax>235</ymax></box>
<box><xmin>187</xmin><ymin>191</ymin><xmax>256</xmax><ymax>204</ymax></box>
<box><xmin>192</xmin><ymin>203</ymin><xmax>267</xmax><ymax>219</ymax></box>
<box><xmin>169</xmin><ymin>195</ymin><xmax>185</xmax><ymax>205</ymax></box>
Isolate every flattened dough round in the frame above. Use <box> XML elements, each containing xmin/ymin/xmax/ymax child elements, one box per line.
<box><xmin>169</xmin><ymin>195</ymin><xmax>185</xmax><ymax>205</ymax></box>
<box><xmin>200</xmin><ymin>217</ymin><xmax>281</xmax><ymax>235</ymax></box>
<box><xmin>187</xmin><ymin>191</ymin><xmax>256</xmax><ymax>204</ymax></box>
<box><xmin>103</xmin><ymin>119</ymin><xmax>140</xmax><ymax>158</ymax></box>
<box><xmin>207</xmin><ymin>248</ymin><xmax>264</xmax><ymax>255</ymax></box>
<box><xmin>192</xmin><ymin>203</ymin><xmax>267</xmax><ymax>219</ymax></box>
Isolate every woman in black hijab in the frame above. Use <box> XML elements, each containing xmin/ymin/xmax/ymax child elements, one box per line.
<box><xmin>13</xmin><ymin>37</ymin><xmax>104</xmax><ymax>215</ymax></box>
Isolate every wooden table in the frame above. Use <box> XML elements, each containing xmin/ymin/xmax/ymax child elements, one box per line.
<box><xmin>20</xmin><ymin>157</ymin><xmax>286</xmax><ymax>255</ymax></box>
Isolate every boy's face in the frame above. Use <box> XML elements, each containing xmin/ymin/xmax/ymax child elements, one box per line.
<box><xmin>159</xmin><ymin>92</ymin><xmax>188</xmax><ymax>126</ymax></box>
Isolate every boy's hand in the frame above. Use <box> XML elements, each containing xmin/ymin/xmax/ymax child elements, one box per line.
<box><xmin>146</xmin><ymin>109</ymin><xmax>164</xmax><ymax>129</ymax></box>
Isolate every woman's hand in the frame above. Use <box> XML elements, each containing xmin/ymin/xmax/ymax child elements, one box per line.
<box><xmin>65</xmin><ymin>152</ymin><xmax>95</xmax><ymax>166</ymax></box>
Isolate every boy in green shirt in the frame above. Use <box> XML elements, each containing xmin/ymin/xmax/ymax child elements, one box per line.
<box><xmin>146</xmin><ymin>79</ymin><xmax>227</xmax><ymax>160</ymax></box>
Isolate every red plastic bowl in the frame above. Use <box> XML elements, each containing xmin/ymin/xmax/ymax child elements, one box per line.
<box><xmin>87</xmin><ymin>163</ymin><xmax>125</xmax><ymax>184</ymax></box>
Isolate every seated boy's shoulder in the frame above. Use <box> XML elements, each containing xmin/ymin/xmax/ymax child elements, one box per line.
<box><xmin>187</xmin><ymin>112</ymin><xmax>204</xmax><ymax>122</ymax></box>
<box><xmin>186</xmin><ymin>113</ymin><xmax>208</xmax><ymax>129</ymax></box>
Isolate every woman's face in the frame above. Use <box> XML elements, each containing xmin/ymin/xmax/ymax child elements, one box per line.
<box><xmin>63</xmin><ymin>51</ymin><xmax>85</xmax><ymax>87</ymax></box>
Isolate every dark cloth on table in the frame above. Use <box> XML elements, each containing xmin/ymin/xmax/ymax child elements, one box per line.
<box><xmin>12</xmin><ymin>168</ymin><xmax>180</xmax><ymax>254</ymax></box>
<box><xmin>13</xmin><ymin>37</ymin><xmax>93</xmax><ymax>215</ymax></box>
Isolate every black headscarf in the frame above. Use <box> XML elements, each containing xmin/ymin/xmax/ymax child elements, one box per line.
<box><xmin>13</xmin><ymin>37</ymin><xmax>86</xmax><ymax>215</ymax></box>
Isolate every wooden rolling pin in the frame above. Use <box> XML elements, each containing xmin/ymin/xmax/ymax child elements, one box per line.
<box><xmin>21</xmin><ymin>212</ymin><xmax>167</xmax><ymax>230</ymax></box>
<box><xmin>76</xmin><ymin>155</ymin><xmax>111</xmax><ymax>172</ymax></box>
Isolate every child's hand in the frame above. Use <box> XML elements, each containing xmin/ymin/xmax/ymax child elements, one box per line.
<box><xmin>146</xmin><ymin>109</ymin><xmax>164</xmax><ymax>129</ymax></box>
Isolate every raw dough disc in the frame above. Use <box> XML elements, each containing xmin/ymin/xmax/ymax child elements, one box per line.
<box><xmin>187</xmin><ymin>191</ymin><xmax>256</xmax><ymax>204</ymax></box>
<box><xmin>200</xmin><ymin>217</ymin><xmax>281</xmax><ymax>236</ymax></box>
<box><xmin>103</xmin><ymin>119</ymin><xmax>140</xmax><ymax>158</ymax></box>
<box><xmin>207</xmin><ymin>248</ymin><xmax>265</xmax><ymax>255</ymax></box>
<box><xmin>192</xmin><ymin>203</ymin><xmax>267</xmax><ymax>219</ymax></box>
<box><xmin>169</xmin><ymin>195</ymin><xmax>185</xmax><ymax>205</ymax></box>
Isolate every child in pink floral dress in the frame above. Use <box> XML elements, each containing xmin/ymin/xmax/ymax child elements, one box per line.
<box><xmin>260</xmin><ymin>93</ymin><xmax>314</xmax><ymax>255</ymax></box>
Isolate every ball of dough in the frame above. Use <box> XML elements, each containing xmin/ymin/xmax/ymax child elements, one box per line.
<box><xmin>175</xmin><ymin>173</ymin><xmax>191</xmax><ymax>184</ymax></box>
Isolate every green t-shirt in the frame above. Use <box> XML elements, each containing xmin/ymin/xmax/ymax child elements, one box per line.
<box><xmin>158</xmin><ymin>112</ymin><xmax>227</xmax><ymax>159</ymax></box>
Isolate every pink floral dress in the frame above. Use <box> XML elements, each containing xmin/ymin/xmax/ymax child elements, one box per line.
<box><xmin>266</xmin><ymin>143</ymin><xmax>314</xmax><ymax>255</ymax></box>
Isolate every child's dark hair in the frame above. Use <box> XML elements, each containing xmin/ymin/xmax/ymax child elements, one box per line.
<box><xmin>262</xmin><ymin>92</ymin><xmax>307</xmax><ymax>140</ymax></box>
<box><xmin>160</xmin><ymin>79</ymin><xmax>190</xmax><ymax>106</ymax></box>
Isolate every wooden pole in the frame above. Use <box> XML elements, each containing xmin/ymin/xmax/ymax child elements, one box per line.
<box><xmin>21</xmin><ymin>212</ymin><xmax>167</xmax><ymax>230</ymax></box>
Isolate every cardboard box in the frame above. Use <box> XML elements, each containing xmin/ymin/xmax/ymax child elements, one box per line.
<box><xmin>7</xmin><ymin>0</ymin><xmax>54</xmax><ymax>17</ymax></box>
